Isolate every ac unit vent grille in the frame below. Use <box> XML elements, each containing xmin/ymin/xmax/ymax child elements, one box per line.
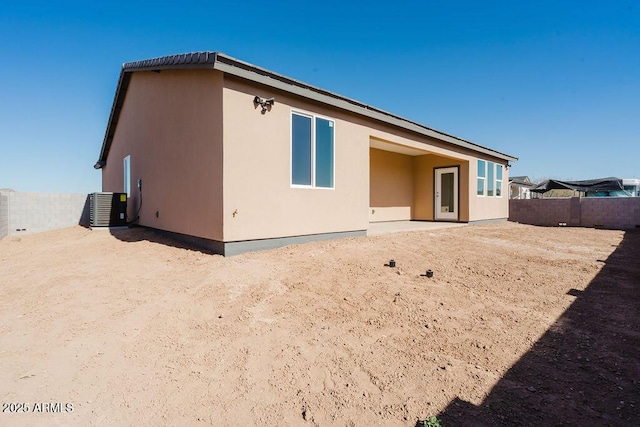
<box><xmin>89</xmin><ymin>192</ymin><xmax>127</xmax><ymax>227</ymax></box>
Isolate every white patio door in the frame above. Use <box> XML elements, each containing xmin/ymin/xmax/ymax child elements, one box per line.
<box><xmin>435</xmin><ymin>167</ymin><xmax>458</xmax><ymax>221</ymax></box>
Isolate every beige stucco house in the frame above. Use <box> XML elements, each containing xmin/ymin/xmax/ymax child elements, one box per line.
<box><xmin>95</xmin><ymin>52</ymin><xmax>517</xmax><ymax>255</ymax></box>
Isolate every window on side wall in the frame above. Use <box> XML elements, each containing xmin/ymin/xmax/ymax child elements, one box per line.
<box><xmin>477</xmin><ymin>160</ymin><xmax>486</xmax><ymax>195</ymax></box>
<box><xmin>291</xmin><ymin>111</ymin><xmax>335</xmax><ymax>189</ymax></box>
<box><xmin>477</xmin><ymin>159</ymin><xmax>503</xmax><ymax>197</ymax></box>
<box><xmin>123</xmin><ymin>155</ymin><xmax>131</xmax><ymax>197</ymax></box>
<box><xmin>487</xmin><ymin>161</ymin><xmax>495</xmax><ymax>196</ymax></box>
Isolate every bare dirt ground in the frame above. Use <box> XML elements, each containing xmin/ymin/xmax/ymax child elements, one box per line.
<box><xmin>0</xmin><ymin>222</ymin><xmax>638</xmax><ymax>426</ymax></box>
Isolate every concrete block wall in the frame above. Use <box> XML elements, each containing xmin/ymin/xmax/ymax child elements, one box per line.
<box><xmin>0</xmin><ymin>192</ymin><xmax>90</xmax><ymax>238</ymax></box>
<box><xmin>508</xmin><ymin>198</ymin><xmax>573</xmax><ymax>227</ymax></box>
<box><xmin>0</xmin><ymin>193</ymin><xmax>8</xmax><ymax>239</ymax></box>
<box><xmin>581</xmin><ymin>198</ymin><xmax>640</xmax><ymax>229</ymax></box>
<box><xmin>510</xmin><ymin>197</ymin><xmax>640</xmax><ymax>230</ymax></box>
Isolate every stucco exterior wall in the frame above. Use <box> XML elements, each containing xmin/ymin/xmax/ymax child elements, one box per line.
<box><xmin>368</xmin><ymin>137</ymin><xmax>504</xmax><ymax>224</ymax></box>
<box><xmin>221</xmin><ymin>74</ymin><xmax>509</xmax><ymax>241</ymax></box>
<box><xmin>102</xmin><ymin>70</ymin><xmax>224</xmax><ymax>241</ymax></box>
<box><xmin>101</xmin><ymin>68</ymin><xmax>511</xmax><ymax>244</ymax></box>
<box><xmin>370</xmin><ymin>148</ymin><xmax>413</xmax><ymax>222</ymax></box>
<box><xmin>468</xmin><ymin>158</ymin><xmax>510</xmax><ymax>222</ymax></box>
<box><xmin>222</xmin><ymin>77</ymin><xmax>369</xmax><ymax>242</ymax></box>
<box><xmin>413</xmin><ymin>155</ymin><xmax>470</xmax><ymax>221</ymax></box>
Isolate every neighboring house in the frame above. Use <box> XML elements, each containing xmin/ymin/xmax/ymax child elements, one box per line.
<box><xmin>95</xmin><ymin>52</ymin><xmax>517</xmax><ymax>255</ymax></box>
<box><xmin>509</xmin><ymin>176</ymin><xmax>535</xmax><ymax>199</ymax></box>
<box><xmin>585</xmin><ymin>179</ymin><xmax>640</xmax><ymax>197</ymax></box>
<box><xmin>530</xmin><ymin>177</ymin><xmax>636</xmax><ymax>198</ymax></box>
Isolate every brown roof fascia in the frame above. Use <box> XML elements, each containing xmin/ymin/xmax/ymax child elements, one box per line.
<box><xmin>95</xmin><ymin>52</ymin><xmax>517</xmax><ymax>168</ymax></box>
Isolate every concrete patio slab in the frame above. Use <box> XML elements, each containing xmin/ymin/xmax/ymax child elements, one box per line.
<box><xmin>366</xmin><ymin>221</ymin><xmax>467</xmax><ymax>236</ymax></box>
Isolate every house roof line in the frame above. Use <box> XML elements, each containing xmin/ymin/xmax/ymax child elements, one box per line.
<box><xmin>95</xmin><ymin>51</ymin><xmax>517</xmax><ymax>168</ymax></box>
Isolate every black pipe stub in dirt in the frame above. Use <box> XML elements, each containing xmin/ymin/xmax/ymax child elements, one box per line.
<box><xmin>389</xmin><ymin>259</ymin><xmax>396</xmax><ymax>268</ymax></box>
<box><xmin>426</xmin><ymin>269</ymin><xmax>434</xmax><ymax>278</ymax></box>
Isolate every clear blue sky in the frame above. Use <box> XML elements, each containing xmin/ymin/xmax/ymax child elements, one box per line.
<box><xmin>0</xmin><ymin>1</ymin><xmax>638</xmax><ymax>193</ymax></box>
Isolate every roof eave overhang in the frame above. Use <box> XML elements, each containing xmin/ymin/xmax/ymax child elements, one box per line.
<box><xmin>95</xmin><ymin>52</ymin><xmax>517</xmax><ymax>168</ymax></box>
<box><xmin>95</xmin><ymin>53</ymin><xmax>220</xmax><ymax>169</ymax></box>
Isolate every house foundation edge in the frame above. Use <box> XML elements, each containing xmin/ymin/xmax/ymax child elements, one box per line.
<box><xmin>136</xmin><ymin>226</ymin><xmax>366</xmax><ymax>256</ymax></box>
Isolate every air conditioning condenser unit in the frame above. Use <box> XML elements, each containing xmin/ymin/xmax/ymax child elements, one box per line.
<box><xmin>89</xmin><ymin>192</ymin><xmax>128</xmax><ymax>227</ymax></box>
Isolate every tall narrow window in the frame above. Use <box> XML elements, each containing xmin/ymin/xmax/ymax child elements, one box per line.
<box><xmin>291</xmin><ymin>112</ymin><xmax>335</xmax><ymax>188</ymax></box>
<box><xmin>315</xmin><ymin>117</ymin><xmax>334</xmax><ymax>188</ymax></box>
<box><xmin>496</xmin><ymin>164</ymin><xmax>503</xmax><ymax>196</ymax></box>
<box><xmin>487</xmin><ymin>161</ymin><xmax>495</xmax><ymax>196</ymax></box>
<box><xmin>477</xmin><ymin>160</ymin><xmax>486</xmax><ymax>196</ymax></box>
<box><xmin>123</xmin><ymin>155</ymin><xmax>131</xmax><ymax>197</ymax></box>
<box><xmin>291</xmin><ymin>114</ymin><xmax>312</xmax><ymax>186</ymax></box>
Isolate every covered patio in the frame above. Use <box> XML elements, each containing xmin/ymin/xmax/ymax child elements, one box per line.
<box><xmin>369</xmin><ymin>136</ymin><xmax>470</xmax><ymax>224</ymax></box>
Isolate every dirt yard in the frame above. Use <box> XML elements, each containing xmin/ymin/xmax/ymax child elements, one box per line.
<box><xmin>0</xmin><ymin>222</ymin><xmax>638</xmax><ymax>426</ymax></box>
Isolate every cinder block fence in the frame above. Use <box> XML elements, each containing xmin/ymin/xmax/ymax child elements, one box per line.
<box><xmin>0</xmin><ymin>193</ymin><xmax>8</xmax><ymax>239</ymax></box>
<box><xmin>0</xmin><ymin>191</ymin><xmax>90</xmax><ymax>239</ymax></box>
<box><xmin>509</xmin><ymin>197</ymin><xmax>640</xmax><ymax>230</ymax></box>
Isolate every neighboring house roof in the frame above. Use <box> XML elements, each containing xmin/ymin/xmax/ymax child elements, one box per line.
<box><xmin>531</xmin><ymin>177</ymin><xmax>624</xmax><ymax>193</ymax></box>
<box><xmin>509</xmin><ymin>176</ymin><xmax>534</xmax><ymax>187</ymax></box>
<box><xmin>95</xmin><ymin>52</ymin><xmax>518</xmax><ymax>168</ymax></box>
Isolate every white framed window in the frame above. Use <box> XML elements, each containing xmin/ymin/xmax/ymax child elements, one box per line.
<box><xmin>291</xmin><ymin>111</ymin><xmax>335</xmax><ymax>189</ymax></box>
<box><xmin>123</xmin><ymin>155</ymin><xmax>131</xmax><ymax>197</ymax></box>
<box><xmin>487</xmin><ymin>161</ymin><xmax>495</xmax><ymax>196</ymax></box>
<box><xmin>477</xmin><ymin>160</ymin><xmax>503</xmax><ymax>197</ymax></box>
<box><xmin>477</xmin><ymin>160</ymin><xmax>486</xmax><ymax>196</ymax></box>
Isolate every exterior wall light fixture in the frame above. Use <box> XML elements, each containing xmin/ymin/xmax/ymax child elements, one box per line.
<box><xmin>254</xmin><ymin>96</ymin><xmax>275</xmax><ymax>114</ymax></box>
